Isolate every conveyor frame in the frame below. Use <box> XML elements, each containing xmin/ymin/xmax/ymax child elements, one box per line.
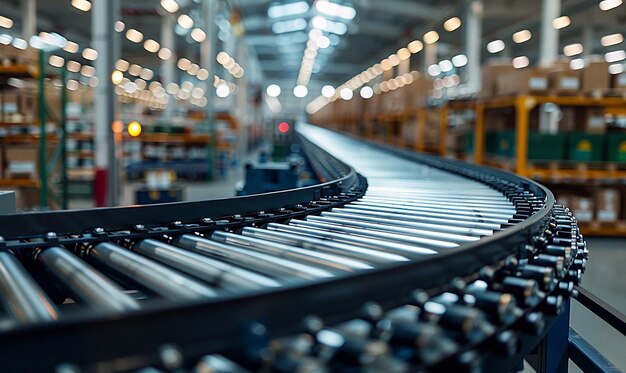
<box><xmin>0</xmin><ymin>127</ymin><xmax>562</xmax><ymax>371</ymax></box>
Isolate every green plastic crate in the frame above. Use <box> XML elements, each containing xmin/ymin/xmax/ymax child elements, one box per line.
<box><xmin>461</xmin><ymin>132</ymin><xmax>474</xmax><ymax>153</ymax></box>
<box><xmin>496</xmin><ymin>131</ymin><xmax>516</xmax><ymax>158</ymax></box>
<box><xmin>485</xmin><ymin>131</ymin><xmax>499</xmax><ymax>154</ymax></box>
<box><xmin>567</xmin><ymin>133</ymin><xmax>604</xmax><ymax>161</ymax></box>
<box><xmin>528</xmin><ymin>132</ymin><xmax>566</xmax><ymax>161</ymax></box>
<box><xmin>606</xmin><ymin>133</ymin><xmax>626</xmax><ymax>162</ymax></box>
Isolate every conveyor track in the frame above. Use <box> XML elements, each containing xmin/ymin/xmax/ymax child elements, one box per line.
<box><xmin>0</xmin><ymin>124</ymin><xmax>586</xmax><ymax>372</ymax></box>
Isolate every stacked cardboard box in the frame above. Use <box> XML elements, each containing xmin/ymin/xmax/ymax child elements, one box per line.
<box><xmin>495</xmin><ymin>68</ymin><xmax>550</xmax><ymax>96</ymax></box>
<box><xmin>4</xmin><ymin>144</ymin><xmax>38</xmax><ymax>179</ymax></box>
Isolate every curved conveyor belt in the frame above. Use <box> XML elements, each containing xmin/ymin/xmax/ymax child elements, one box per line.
<box><xmin>0</xmin><ymin>123</ymin><xmax>587</xmax><ymax>372</ymax></box>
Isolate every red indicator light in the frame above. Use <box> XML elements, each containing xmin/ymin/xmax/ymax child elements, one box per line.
<box><xmin>278</xmin><ymin>122</ymin><xmax>290</xmax><ymax>133</ymax></box>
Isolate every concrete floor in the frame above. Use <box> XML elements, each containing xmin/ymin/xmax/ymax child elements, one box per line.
<box><xmin>70</xmin><ymin>164</ymin><xmax>625</xmax><ymax>371</ymax></box>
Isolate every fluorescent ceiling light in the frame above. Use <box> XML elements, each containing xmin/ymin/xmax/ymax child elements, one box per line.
<box><xmin>71</xmin><ymin>0</ymin><xmax>91</xmax><ymax>12</ymax></box>
<box><xmin>360</xmin><ymin>86</ymin><xmax>373</xmax><ymax>99</ymax></box>
<box><xmin>424</xmin><ymin>30</ymin><xmax>439</xmax><ymax>44</ymax></box>
<box><xmin>321</xmin><ymin>85</ymin><xmax>335</xmax><ymax>98</ymax></box>
<box><xmin>605</xmin><ymin>50</ymin><xmax>625</xmax><ymax>63</ymax></box>
<box><xmin>487</xmin><ymin>39</ymin><xmax>505</xmax><ymax>53</ymax></box>
<box><xmin>311</xmin><ymin>16</ymin><xmax>347</xmax><ymax>35</ymax></box>
<box><xmin>293</xmin><ymin>85</ymin><xmax>308</xmax><ymax>98</ymax></box>
<box><xmin>552</xmin><ymin>16</ymin><xmax>570</xmax><ymax>29</ymax></box>
<box><xmin>339</xmin><ymin>87</ymin><xmax>353</xmax><ymax>100</ymax></box>
<box><xmin>315</xmin><ymin>0</ymin><xmax>356</xmax><ymax>20</ymax></box>
<box><xmin>443</xmin><ymin>17</ymin><xmax>461</xmax><ymax>32</ymax></box>
<box><xmin>0</xmin><ymin>15</ymin><xmax>13</xmax><ymax>29</ymax></box>
<box><xmin>408</xmin><ymin>40</ymin><xmax>423</xmax><ymax>53</ymax></box>
<box><xmin>160</xmin><ymin>0</ymin><xmax>179</xmax><ymax>13</ymax></box>
<box><xmin>272</xmin><ymin>18</ymin><xmax>307</xmax><ymax>34</ymax></box>
<box><xmin>601</xmin><ymin>33</ymin><xmax>623</xmax><ymax>47</ymax></box>
<box><xmin>512</xmin><ymin>56</ymin><xmax>529</xmax><ymax>68</ymax></box>
<box><xmin>599</xmin><ymin>0</ymin><xmax>622</xmax><ymax>11</ymax></box>
<box><xmin>268</xmin><ymin>1</ymin><xmax>309</xmax><ymax>18</ymax></box>
<box><xmin>512</xmin><ymin>29</ymin><xmax>531</xmax><ymax>43</ymax></box>
<box><xmin>563</xmin><ymin>43</ymin><xmax>583</xmax><ymax>57</ymax></box>
<box><xmin>452</xmin><ymin>54</ymin><xmax>468</xmax><ymax>67</ymax></box>
<box><xmin>178</xmin><ymin>14</ymin><xmax>194</xmax><ymax>29</ymax></box>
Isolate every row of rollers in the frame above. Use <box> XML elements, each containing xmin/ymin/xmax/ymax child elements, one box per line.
<box><xmin>0</xmin><ymin>184</ymin><xmax>525</xmax><ymax>324</ymax></box>
<box><xmin>59</xmin><ymin>205</ymin><xmax>586</xmax><ymax>372</ymax></box>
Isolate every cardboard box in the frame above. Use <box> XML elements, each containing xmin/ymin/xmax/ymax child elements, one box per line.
<box><xmin>570</xmin><ymin>196</ymin><xmax>594</xmax><ymax>222</ymax></box>
<box><xmin>550</xmin><ymin>70</ymin><xmax>580</xmax><ymax>94</ymax></box>
<box><xmin>382</xmin><ymin>86</ymin><xmax>407</xmax><ymax>114</ymax></box>
<box><xmin>583</xmin><ymin>107</ymin><xmax>606</xmax><ymax>133</ymax></box>
<box><xmin>14</xmin><ymin>187</ymin><xmax>39</xmax><ymax>210</ymax></box>
<box><xmin>581</xmin><ymin>61</ymin><xmax>610</xmax><ymax>93</ymax></box>
<box><xmin>496</xmin><ymin>69</ymin><xmax>550</xmax><ymax>96</ymax></box>
<box><xmin>480</xmin><ymin>60</ymin><xmax>515</xmax><ymax>98</ymax></box>
<box><xmin>407</xmin><ymin>75</ymin><xmax>433</xmax><ymax>107</ymax></box>
<box><xmin>5</xmin><ymin>145</ymin><xmax>38</xmax><ymax>179</ymax></box>
<box><xmin>596</xmin><ymin>189</ymin><xmax>620</xmax><ymax>222</ymax></box>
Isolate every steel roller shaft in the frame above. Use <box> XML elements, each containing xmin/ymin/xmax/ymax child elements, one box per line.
<box><xmin>36</xmin><ymin>246</ymin><xmax>140</xmax><ymax>313</ymax></box>
<box><xmin>0</xmin><ymin>251</ymin><xmax>58</xmax><ymax>323</ymax></box>
<box><xmin>84</xmin><ymin>242</ymin><xmax>218</xmax><ymax>301</ymax></box>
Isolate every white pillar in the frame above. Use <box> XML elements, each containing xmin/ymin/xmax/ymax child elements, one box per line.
<box><xmin>22</xmin><ymin>0</ymin><xmax>36</xmax><ymax>40</ymax></box>
<box><xmin>236</xmin><ymin>41</ymin><xmax>248</xmax><ymax>158</ymax></box>
<box><xmin>161</xmin><ymin>14</ymin><xmax>176</xmax><ymax>119</ymax></box>
<box><xmin>92</xmin><ymin>0</ymin><xmax>118</xmax><ymax>205</ymax></box>
<box><xmin>201</xmin><ymin>0</ymin><xmax>218</xmax><ymax>179</ymax></box>
<box><xmin>423</xmin><ymin>43</ymin><xmax>437</xmax><ymax>73</ymax></box>
<box><xmin>398</xmin><ymin>58</ymin><xmax>410</xmax><ymax>75</ymax></box>
<box><xmin>465</xmin><ymin>0</ymin><xmax>483</xmax><ymax>90</ymax></box>
<box><xmin>539</xmin><ymin>0</ymin><xmax>561</xmax><ymax>67</ymax></box>
<box><xmin>582</xmin><ymin>24</ymin><xmax>594</xmax><ymax>58</ymax></box>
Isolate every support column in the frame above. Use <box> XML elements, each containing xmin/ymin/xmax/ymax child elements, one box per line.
<box><xmin>423</xmin><ymin>43</ymin><xmax>437</xmax><ymax>73</ymax></box>
<box><xmin>465</xmin><ymin>0</ymin><xmax>483</xmax><ymax>90</ymax></box>
<box><xmin>582</xmin><ymin>24</ymin><xmax>594</xmax><ymax>57</ymax></box>
<box><xmin>236</xmin><ymin>40</ymin><xmax>248</xmax><ymax>158</ymax></box>
<box><xmin>22</xmin><ymin>0</ymin><xmax>36</xmax><ymax>41</ymax></box>
<box><xmin>398</xmin><ymin>58</ymin><xmax>410</xmax><ymax>76</ymax></box>
<box><xmin>539</xmin><ymin>0</ymin><xmax>561</xmax><ymax>67</ymax></box>
<box><xmin>201</xmin><ymin>0</ymin><xmax>218</xmax><ymax>180</ymax></box>
<box><xmin>93</xmin><ymin>0</ymin><xmax>118</xmax><ymax>206</ymax></box>
<box><xmin>161</xmin><ymin>14</ymin><xmax>176</xmax><ymax>119</ymax></box>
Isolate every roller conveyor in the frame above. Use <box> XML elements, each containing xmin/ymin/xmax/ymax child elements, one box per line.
<box><xmin>0</xmin><ymin>123</ymin><xmax>588</xmax><ymax>371</ymax></box>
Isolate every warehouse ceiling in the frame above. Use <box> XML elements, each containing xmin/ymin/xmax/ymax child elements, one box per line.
<box><xmin>0</xmin><ymin>0</ymin><xmax>623</xmax><ymax>88</ymax></box>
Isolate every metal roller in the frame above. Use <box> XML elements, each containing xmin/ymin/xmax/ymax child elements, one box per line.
<box><xmin>289</xmin><ymin>219</ymin><xmax>460</xmax><ymax>249</ymax></box>
<box><xmin>211</xmin><ymin>231</ymin><xmax>373</xmax><ymax>272</ymax></box>
<box><xmin>320</xmin><ymin>210</ymin><xmax>493</xmax><ymax>237</ymax></box>
<box><xmin>266</xmin><ymin>223</ymin><xmax>438</xmax><ymax>257</ymax></box>
<box><xmin>240</xmin><ymin>227</ymin><xmax>409</xmax><ymax>264</ymax></box>
<box><xmin>0</xmin><ymin>251</ymin><xmax>58</xmax><ymax>323</ymax></box>
<box><xmin>354</xmin><ymin>199</ymin><xmax>516</xmax><ymax>215</ymax></box>
<box><xmin>362</xmin><ymin>187</ymin><xmax>511</xmax><ymax>202</ymax></box>
<box><xmin>132</xmin><ymin>239</ymin><xmax>282</xmax><ymax>291</ymax></box>
<box><xmin>304</xmin><ymin>215</ymin><xmax>481</xmax><ymax>243</ymax></box>
<box><xmin>357</xmin><ymin>199</ymin><xmax>516</xmax><ymax>215</ymax></box>
<box><xmin>346</xmin><ymin>201</ymin><xmax>513</xmax><ymax>222</ymax></box>
<box><xmin>339</xmin><ymin>204</ymin><xmax>503</xmax><ymax>230</ymax></box>
<box><xmin>84</xmin><ymin>242</ymin><xmax>218</xmax><ymax>301</ymax></box>
<box><xmin>36</xmin><ymin>246</ymin><xmax>140</xmax><ymax>312</ymax></box>
<box><xmin>173</xmin><ymin>234</ymin><xmax>335</xmax><ymax>281</ymax></box>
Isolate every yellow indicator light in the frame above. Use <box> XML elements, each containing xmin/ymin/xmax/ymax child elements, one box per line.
<box><xmin>128</xmin><ymin>121</ymin><xmax>142</xmax><ymax>137</ymax></box>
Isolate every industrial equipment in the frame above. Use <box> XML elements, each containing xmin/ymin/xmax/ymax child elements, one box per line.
<box><xmin>0</xmin><ymin>124</ymin><xmax>593</xmax><ymax>371</ymax></box>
